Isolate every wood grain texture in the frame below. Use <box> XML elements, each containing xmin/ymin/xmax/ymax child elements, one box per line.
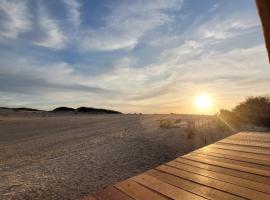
<box><xmin>115</xmin><ymin>179</ymin><xmax>168</xmax><ymax>200</ymax></box>
<box><xmin>147</xmin><ymin>169</ymin><xmax>245</xmax><ymax>200</ymax></box>
<box><xmin>157</xmin><ymin>165</ymin><xmax>270</xmax><ymax>200</ymax></box>
<box><xmin>95</xmin><ymin>186</ymin><xmax>134</xmax><ymax>200</ymax></box>
<box><xmin>182</xmin><ymin>153</ymin><xmax>270</xmax><ymax>177</ymax></box>
<box><xmin>132</xmin><ymin>174</ymin><xmax>206</xmax><ymax>200</ymax></box>
<box><xmin>176</xmin><ymin>157</ymin><xmax>270</xmax><ymax>185</ymax></box>
<box><xmin>166</xmin><ymin>160</ymin><xmax>270</xmax><ymax>194</ymax></box>
<box><xmin>197</xmin><ymin>146</ymin><xmax>270</xmax><ymax>164</ymax></box>
<box><xmin>212</xmin><ymin>143</ymin><xmax>270</xmax><ymax>155</ymax></box>
<box><xmin>190</xmin><ymin>152</ymin><xmax>270</xmax><ymax>171</ymax></box>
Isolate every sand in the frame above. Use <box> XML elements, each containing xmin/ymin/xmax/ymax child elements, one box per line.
<box><xmin>0</xmin><ymin>113</ymin><xmax>232</xmax><ymax>200</ymax></box>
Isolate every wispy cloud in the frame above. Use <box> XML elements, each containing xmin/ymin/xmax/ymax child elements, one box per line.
<box><xmin>62</xmin><ymin>0</ymin><xmax>81</xmax><ymax>27</ymax></box>
<box><xmin>33</xmin><ymin>1</ymin><xmax>66</xmax><ymax>49</ymax></box>
<box><xmin>0</xmin><ymin>0</ymin><xmax>32</xmax><ymax>39</ymax></box>
<box><xmin>81</xmin><ymin>0</ymin><xmax>184</xmax><ymax>51</ymax></box>
<box><xmin>198</xmin><ymin>12</ymin><xmax>259</xmax><ymax>40</ymax></box>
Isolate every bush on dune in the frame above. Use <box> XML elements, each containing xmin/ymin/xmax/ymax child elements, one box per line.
<box><xmin>218</xmin><ymin>96</ymin><xmax>270</xmax><ymax>128</ymax></box>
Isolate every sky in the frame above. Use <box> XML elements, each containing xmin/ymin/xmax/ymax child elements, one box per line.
<box><xmin>0</xmin><ymin>0</ymin><xmax>269</xmax><ymax>114</ymax></box>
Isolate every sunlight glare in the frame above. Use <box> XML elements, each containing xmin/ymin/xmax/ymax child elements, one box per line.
<box><xmin>194</xmin><ymin>94</ymin><xmax>212</xmax><ymax>110</ymax></box>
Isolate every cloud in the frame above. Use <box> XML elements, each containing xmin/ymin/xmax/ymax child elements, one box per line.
<box><xmin>32</xmin><ymin>2</ymin><xmax>66</xmax><ymax>49</ymax></box>
<box><xmin>198</xmin><ymin>9</ymin><xmax>260</xmax><ymax>40</ymax></box>
<box><xmin>0</xmin><ymin>54</ymin><xmax>109</xmax><ymax>96</ymax></box>
<box><xmin>62</xmin><ymin>0</ymin><xmax>81</xmax><ymax>27</ymax></box>
<box><xmin>0</xmin><ymin>0</ymin><xmax>68</xmax><ymax>49</ymax></box>
<box><xmin>81</xmin><ymin>0</ymin><xmax>184</xmax><ymax>51</ymax></box>
<box><xmin>0</xmin><ymin>73</ymin><xmax>108</xmax><ymax>95</ymax></box>
<box><xmin>0</xmin><ymin>0</ymin><xmax>32</xmax><ymax>39</ymax></box>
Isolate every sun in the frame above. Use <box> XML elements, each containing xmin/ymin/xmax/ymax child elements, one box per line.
<box><xmin>194</xmin><ymin>94</ymin><xmax>212</xmax><ymax>110</ymax></box>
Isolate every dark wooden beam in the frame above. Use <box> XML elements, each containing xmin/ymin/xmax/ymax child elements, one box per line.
<box><xmin>256</xmin><ymin>0</ymin><xmax>270</xmax><ymax>63</ymax></box>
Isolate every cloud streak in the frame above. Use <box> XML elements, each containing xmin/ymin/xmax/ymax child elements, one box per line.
<box><xmin>81</xmin><ymin>0</ymin><xmax>184</xmax><ymax>51</ymax></box>
<box><xmin>0</xmin><ymin>0</ymin><xmax>32</xmax><ymax>39</ymax></box>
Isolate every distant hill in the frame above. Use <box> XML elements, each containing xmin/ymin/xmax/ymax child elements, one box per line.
<box><xmin>0</xmin><ymin>106</ymin><xmax>122</xmax><ymax>114</ymax></box>
<box><xmin>52</xmin><ymin>107</ymin><xmax>76</xmax><ymax>112</ymax></box>
<box><xmin>0</xmin><ymin>107</ymin><xmax>42</xmax><ymax>112</ymax></box>
<box><xmin>52</xmin><ymin>106</ymin><xmax>122</xmax><ymax>114</ymax></box>
<box><xmin>76</xmin><ymin>107</ymin><xmax>122</xmax><ymax>114</ymax></box>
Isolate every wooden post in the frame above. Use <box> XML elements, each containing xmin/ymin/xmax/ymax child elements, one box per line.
<box><xmin>256</xmin><ymin>0</ymin><xmax>270</xmax><ymax>63</ymax></box>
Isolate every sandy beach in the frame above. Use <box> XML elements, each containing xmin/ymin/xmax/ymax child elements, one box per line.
<box><xmin>0</xmin><ymin>113</ymin><xmax>232</xmax><ymax>200</ymax></box>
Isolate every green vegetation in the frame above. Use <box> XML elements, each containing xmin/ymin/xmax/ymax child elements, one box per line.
<box><xmin>218</xmin><ymin>96</ymin><xmax>270</xmax><ymax>128</ymax></box>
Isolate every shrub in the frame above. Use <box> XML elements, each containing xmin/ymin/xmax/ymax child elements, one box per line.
<box><xmin>175</xmin><ymin>119</ymin><xmax>182</xmax><ymax>123</ymax></box>
<box><xmin>159</xmin><ymin>119</ymin><xmax>174</xmax><ymax>128</ymax></box>
<box><xmin>218</xmin><ymin>96</ymin><xmax>270</xmax><ymax>128</ymax></box>
<box><xmin>233</xmin><ymin>96</ymin><xmax>270</xmax><ymax>127</ymax></box>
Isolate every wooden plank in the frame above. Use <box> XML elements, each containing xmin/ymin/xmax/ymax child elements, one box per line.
<box><xmin>226</xmin><ymin>134</ymin><xmax>270</xmax><ymax>142</ymax></box>
<box><xmin>175</xmin><ymin>157</ymin><xmax>270</xmax><ymax>185</ymax></box>
<box><xmin>236</xmin><ymin>132</ymin><xmax>270</xmax><ymax>139</ymax></box>
<box><xmin>166</xmin><ymin>160</ymin><xmax>270</xmax><ymax>194</ymax></box>
<box><xmin>191</xmin><ymin>152</ymin><xmax>270</xmax><ymax>171</ymax></box>
<box><xmin>225</xmin><ymin>137</ymin><xmax>270</xmax><ymax>142</ymax></box>
<box><xmin>132</xmin><ymin>173</ymin><xmax>206</xmax><ymax>200</ymax></box>
<box><xmin>95</xmin><ymin>186</ymin><xmax>134</xmax><ymax>200</ymax></box>
<box><xmin>157</xmin><ymin>165</ymin><xmax>270</xmax><ymax>200</ymax></box>
<box><xmin>212</xmin><ymin>143</ymin><xmax>270</xmax><ymax>155</ymax></box>
<box><xmin>195</xmin><ymin>149</ymin><xmax>270</xmax><ymax>166</ymax></box>
<box><xmin>115</xmin><ymin>179</ymin><xmax>168</xmax><ymax>200</ymax></box>
<box><xmin>182</xmin><ymin>153</ymin><xmax>270</xmax><ymax>177</ymax></box>
<box><xmin>147</xmin><ymin>169</ymin><xmax>245</xmax><ymax>200</ymax></box>
<box><xmin>219</xmin><ymin>139</ymin><xmax>270</xmax><ymax>148</ymax></box>
<box><xmin>198</xmin><ymin>146</ymin><xmax>270</xmax><ymax>164</ymax></box>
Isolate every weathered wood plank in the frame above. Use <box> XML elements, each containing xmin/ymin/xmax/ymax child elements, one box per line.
<box><xmin>212</xmin><ymin>143</ymin><xmax>270</xmax><ymax>155</ymax></box>
<box><xmin>132</xmin><ymin>174</ymin><xmax>206</xmax><ymax>200</ymax></box>
<box><xmin>182</xmin><ymin>153</ymin><xmax>270</xmax><ymax>177</ymax></box>
<box><xmin>197</xmin><ymin>146</ymin><xmax>270</xmax><ymax>164</ymax></box>
<box><xmin>225</xmin><ymin>134</ymin><xmax>270</xmax><ymax>142</ymax></box>
<box><xmin>95</xmin><ymin>186</ymin><xmax>134</xmax><ymax>200</ymax></box>
<box><xmin>115</xmin><ymin>179</ymin><xmax>168</xmax><ymax>200</ymax></box>
<box><xmin>234</xmin><ymin>132</ymin><xmax>270</xmax><ymax>138</ymax></box>
<box><xmin>147</xmin><ymin>169</ymin><xmax>245</xmax><ymax>200</ymax></box>
<box><xmin>166</xmin><ymin>160</ymin><xmax>270</xmax><ymax>194</ymax></box>
<box><xmin>157</xmin><ymin>165</ymin><xmax>270</xmax><ymax>200</ymax></box>
<box><xmin>219</xmin><ymin>139</ymin><xmax>270</xmax><ymax>148</ymax></box>
<box><xmin>191</xmin><ymin>152</ymin><xmax>270</xmax><ymax>171</ymax></box>
<box><xmin>175</xmin><ymin>157</ymin><xmax>270</xmax><ymax>185</ymax></box>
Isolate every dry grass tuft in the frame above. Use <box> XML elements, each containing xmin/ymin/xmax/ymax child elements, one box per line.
<box><xmin>159</xmin><ymin>119</ymin><xmax>175</xmax><ymax>128</ymax></box>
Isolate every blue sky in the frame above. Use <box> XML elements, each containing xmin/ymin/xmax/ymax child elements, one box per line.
<box><xmin>0</xmin><ymin>0</ymin><xmax>269</xmax><ymax>114</ymax></box>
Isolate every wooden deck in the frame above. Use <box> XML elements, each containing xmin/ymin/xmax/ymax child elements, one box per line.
<box><xmin>84</xmin><ymin>132</ymin><xmax>270</xmax><ymax>200</ymax></box>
